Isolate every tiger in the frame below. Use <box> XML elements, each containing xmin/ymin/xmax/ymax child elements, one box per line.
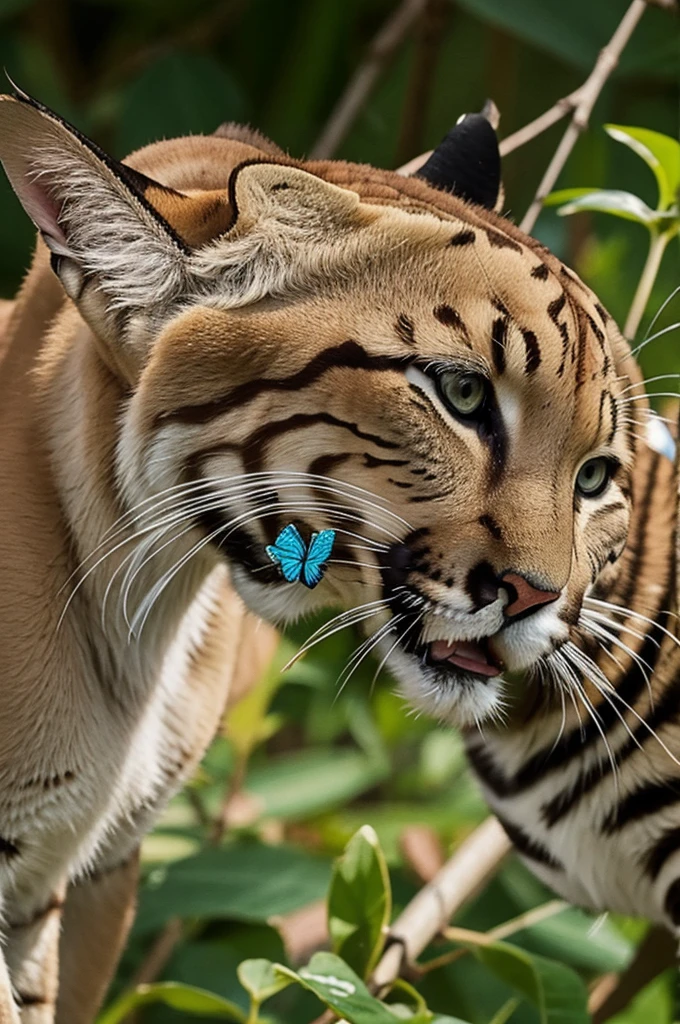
<box><xmin>0</xmin><ymin>85</ymin><xmax>675</xmax><ymax>1021</ymax></box>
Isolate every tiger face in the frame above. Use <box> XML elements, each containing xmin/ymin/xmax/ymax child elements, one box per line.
<box><xmin>0</xmin><ymin>94</ymin><xmax>639</xmax><ymax>728</ymax></box>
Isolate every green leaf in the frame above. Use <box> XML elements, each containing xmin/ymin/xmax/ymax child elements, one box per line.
<box><xmin>246</xmin><ymin>747</ymin><xmax>390</xmax><ymax>821</ymax></box>
<box><xmin>546</xmin><ymin>188</ymin><xmax>660</xmax><ymax>226</ymax></box>
<box><xmin>605</xmin><ymin>124</ymin><xmax>680</xmax><ymax>211</ymax></box>
<box><xmin>328</xmin><ymin>825</ymin><xmax>392</xmax><ymax>978</ymax></box>
<box><xmin>237</xmin><ymin>958</ymin><xmax>291</xmax><ymax>1004</ymax></box>
<box><xmin>513</xmin><ymin>904</ymin><xmax>631</xmax><ymax>973</ymax></box>
<box><xmin>98</xmin><ymin>982</ymin><xmax>246</xmax><ymax>1024</ymax></box>
<box><xmin>460</xmin><ymin>936</ymin><xmax>589</xmax><ymax>1024</ymax></box>
<box><xmin>430</xmin><ymin>1019</ymin><xmax>474</xmax><ymax>1024</ymax></box>
<box><xmin>274</xmin><ymin>952</ymin><xmax>402</xmax><ymax>1023</ymax></box>
<box><xmin>134</xmin><ymin>842</ymin><xmax>331</xmax><ymax>934</ymax></box>
<box><xmin>226</xmin><ymin>637</ymin><xmax>295</xmax><ymax>764</ymax></box>
<box><xmin>543</xmin><ymin>188</ymin><xmax>603</xmax><ymax>206</ymax></box>
<box><xmin>450</xmin><ymin>0</ymin><xmax>676</xmax><ymax>77</ymax></box>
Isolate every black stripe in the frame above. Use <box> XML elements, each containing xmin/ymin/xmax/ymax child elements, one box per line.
<box><xmin>233</xmin><ymin>412</ymin><xmax>399</xmax><ymax>477</ymax></box>
<box><xmin>549</xmin><ymin>294</ymin><xmax>570</xmax><ymax>377</ymax></box>
<box><xmin>16</xmin><ymin>994</ymin><xmax>49</xmax><ymax>1007</ymax></box>
<box><xmin>434</xmin><ymin>304</ymin><xmax>469</xmax><ymax>339</ymax></box>
<box><xmin>540</xmin><ymin>604</ymin><xmax>673</xmax><ymax>825</ymax></box>
<box><xmin>607</xmin><ymin>393</ymin><xmax>618</xmax><ymax>446</ymax></box>
<box><xmin>522</xmin><ymin>329</ymin><xmax>541</xmax><ymax>374</ymax></box>
<box><xmin>395</xmin><ymin>314</ymin><xmax>416</xmax><ymax>345</ymax></box>
<box><xmin>587</xmin><ymin>312</ymin><xmax>606</xmax><ymax>345</ymax></box>
<box><xmin>0</xmin><ymin>836</ymin><xmax>19</xmax><ymax>858</ymax></box>
<box><xmin>616</xmin><ymin>451</ymin><xmax>660</xmax><ymax>613</ymax></box>
<box><xmin>594</xmin><ymin>302</ymin><xmax>610</xmax><ymax>324</ymax></box>
<box><xmin>588</xmin><ymin>501</ymin><xmax>627</xmax><ymax>523</ymax></box>
<box><xmin>602</xmin><ymin>777</ymin><xmax>680</xmax><ymax>833</ymax></box>
<box><xmin>478</xmin><ymin>514</ymin><xmax>503</xmax><ymax>541</ymax></box>
<box><xmin>491</xmin><ymin>317</ymin><xmax>507</xmax><ymax>374</ymax></box>
<box><xmin>531</xmin><ymin>263</ymin><xmax>549</xmax><ymax>281</ymax></box>
<box><xmin>484</xmin><ymin>227</ymin><xmax>523</xmax><ymax>254</ymax></box>
<box><xmin>449</xmin><ymin>230</ymin><xmax>476</xmax><ymax>246</ymax></box>
<box><xmin>664</xmin><ymin>878</ymin><xmax>680</xmax><ymax>925</ymax></box>
<box><xmin>596</xmin><ymin>389</ymin><xmax>607</xmax><ymax>438</ymax></box>
<box><xmin>308</xmin><ymin>453</ymin><xmax>352</xmax><ymax>478</ymax></box>
<box><xmin>159</xmin><ymin>341</ymin><xmax>406</xmax><ymax>425</ymax></box>
<box><xmin>496</xmin><ymin>814</ymin><xmax>563</xmax><ymax>870</ymax></box>
<box><xmin>643</xmin><ymin>825</ymin><xmax>680</xmax><ymax>880</ymax></box>
<box><xmin>574</xmin><ymin>305</ymin><xmax>590</xmax><ymax>390</ymax></box>
<box><xmin>469</xmin><ymin>594</ymin><xmax>671</xmax><ymax>806</ymax></box>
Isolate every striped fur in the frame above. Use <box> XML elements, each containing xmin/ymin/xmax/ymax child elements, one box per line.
<box><xmin>0</xmin><ymin>90</ymin><xmax>675</xmax><ymax>1018</ymax></box>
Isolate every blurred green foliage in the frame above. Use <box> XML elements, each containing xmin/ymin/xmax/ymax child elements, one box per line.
<box><xmin>0</xmin><ymin>1</ymin><xmax>679</xmax><ymax>1021</ymax></box>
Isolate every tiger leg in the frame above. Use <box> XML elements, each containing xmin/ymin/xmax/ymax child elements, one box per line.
<box><xmin>4</xmin><ymin>885</ymin><xmax>66</xmax><ymax>1024</ymax></box>
<box><xmin>55</xmin><ymin>854</ymin><xmax>139</xmax><ymax>1024</ymax></box>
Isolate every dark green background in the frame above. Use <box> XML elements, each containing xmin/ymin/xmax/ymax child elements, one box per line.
<box><xmin>0</xmin><ymin>4</ymin><xmax>679</xmax><ymax>1021</ymax></box>
<box><xmin>0</xmin><ymin>0</ymin><xmax>678</xmax><ymax>370</ymax></box>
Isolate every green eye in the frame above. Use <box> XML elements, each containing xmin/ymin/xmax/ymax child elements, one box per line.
<box><xmin>576</xmin><ymin>457</ymin><xmax>612</xmax><ymax>498</ymax></box>
<box><xmin>438</xmin><ymin>371</ymin><xmax>487</xmax><ymax>418</ymax></box>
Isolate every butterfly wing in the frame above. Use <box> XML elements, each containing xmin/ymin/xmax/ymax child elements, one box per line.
<box><xmin>302</xmin><ymin>529</ymin><xmax>336</xmax><ymax>589</ymax></box>
<box><xmin>266</xmin><ymin>524</ymin><xmax>306</xmax><ymax>583</ymax></box>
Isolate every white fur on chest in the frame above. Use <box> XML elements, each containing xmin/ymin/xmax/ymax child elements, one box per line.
<box><xmin>0</xmin><ymin>567</ymin><xmax>227</xmax><ymax>914</ymax></box>
<box><xmin>470</xmin><ymin>724</ymin><xmax>680</xmax><ymax>928</ymax></box>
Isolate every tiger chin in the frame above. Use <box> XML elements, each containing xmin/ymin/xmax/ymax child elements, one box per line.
<box><xmin>0</xmin><ymin>81</ymin><xmax>676</xmax><ymax>1022</ymax></box>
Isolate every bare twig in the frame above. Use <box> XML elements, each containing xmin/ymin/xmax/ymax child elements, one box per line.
<box><xmin>499</xmin><ymin>95</ymin><xmax>578</xmax><ymax>158</ymax></box>
<box><xmin>274</xmin><ymin>899</ymin><xmax>328</xmax><ymax>965</ymax></box>
<box><xmin>400</xmin><ymin>825</ymin><xmax>446</xmax><ymax>883</ymax></box>
<box><xmin>124</xmin><ymin>918</ymin><xmax>184</xmax><ymax>1021</ymax></box>
<box><xmin>624</xmin><ymin>229</ymin><xmax>674</xmax><ymax>339</ymax></box>
<box><xmin>371</xmin><ymin>816</ymin><xmax>512</xmax><ymax>992</ymax></box>
<box><xmin>129</xmin><ymin>918</ymin><xmax>183</xmax><ymax>989</ymax></box>
<box><xmin>310</xmin><ymin>0</ymin><xmax>429</xmax><ymax>159</ymax></box>
<box><xmin>418</xmin><ymin>898</ymin><xmax>567</xmax><ymax>976</ymax></box>
<box><xmin>520</xmin><ymin>0</ymin><xmax>648</xmax><ymax>233</ymax></box>
<box><xmin>588</xmin><ymin>925</ymin><xmax>677</xmax><ymax>1023</ymax></box>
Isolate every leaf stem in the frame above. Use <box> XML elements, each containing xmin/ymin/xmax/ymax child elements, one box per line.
<box><xmin>624</xmin><ymin>229</ymin><xmax>672</xmax><ymax>340</ymax></box>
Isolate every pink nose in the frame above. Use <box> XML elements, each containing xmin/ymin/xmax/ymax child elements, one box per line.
<box><xmin>501</xmin><ymin>572</ymin><xmax>559</xmax><ymax>618</ymax></box>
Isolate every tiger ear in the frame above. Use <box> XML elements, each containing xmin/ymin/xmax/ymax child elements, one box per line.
<box><xmin>415</xmin><ymin>105</ymin><xmax>502</xmax><ymax>211</ymax></box>
<box><xmin>191</xmin><ymin>161</ymin><xmax>370</xmax><ymax>305</ymax></box>
<box><xmin>0</xmin><ymin>91</ymin><xmax>192</xmax><ymax>314</ymax></box>
<box><xmin>228</xmin><ymin>161</ymin><xmax>363</xmax><ymax>235</ymax></box>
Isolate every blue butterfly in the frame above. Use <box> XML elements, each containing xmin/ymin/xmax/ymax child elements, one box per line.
<box><xmin>266</xmin><ymin>524</ymin><xmax>336</xmax><ymax>589</ymax></box>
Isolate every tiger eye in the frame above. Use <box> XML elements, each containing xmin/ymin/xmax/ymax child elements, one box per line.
<box><xmin>576</xmin><ymin>457</ymin><xmax>612</xmax><ymax>498</ymax></box>
<box><xmin>438</xmin><ymin>370</ymin><xmax>487</xmax><ymax>418</ymax></box>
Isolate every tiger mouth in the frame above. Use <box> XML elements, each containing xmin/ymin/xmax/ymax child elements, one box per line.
<box><xmin>425</xmin><ymin>636</ymin><xmax>504</xmax><ymax>678</ymax></box>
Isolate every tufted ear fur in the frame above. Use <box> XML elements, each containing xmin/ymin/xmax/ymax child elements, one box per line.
<box><xmin>416</xmin><ymin>109</ymin><xmax>501</xmax><ymax>210</ymax></box>
<box><xmin>0</xmin><ymin>91</ymin><xmax>198</xmax><ymax>315</ymax></box>
<box><xmin>0</xmin><ymin>91</ymin><xmax>373</xmax><ymax>319</ymax></box>
<box><xmin>190</xmin><ymin>161</ymin><xmax>373</xmax><ymax>307</ymax></box>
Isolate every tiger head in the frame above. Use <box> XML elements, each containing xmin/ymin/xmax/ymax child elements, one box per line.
<box><xmin>0</xmin><ymin>93</ymin><xmax>641</xmax><ymax>727</ymax></box>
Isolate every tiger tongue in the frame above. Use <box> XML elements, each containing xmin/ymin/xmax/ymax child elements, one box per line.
<box><xmin>429</xmin><ymin>638</ymin><xmax>499</xmax><ymax>677</ymax></box>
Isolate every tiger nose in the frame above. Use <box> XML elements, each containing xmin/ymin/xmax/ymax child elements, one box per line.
<box><xmin>501</xmin><ymin>572</ymin><xmax>560</xmax><ymax>618</ymax></box>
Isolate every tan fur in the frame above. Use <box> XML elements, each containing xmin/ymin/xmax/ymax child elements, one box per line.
<box><xmin>0</xmin><ymin>91</ymin><xmax>670</xmax><ymax>1018</ymax></box>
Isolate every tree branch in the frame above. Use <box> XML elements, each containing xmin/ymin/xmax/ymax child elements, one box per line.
<box><xmin>310</xmin><ymin>0</ymin><xmax>429</xmax><ymax>160</ymax></box>
<box><xmin>396</xmin><ymin>0</ymin><xmax>651</xmax><ymax>236</ymax></box>
<box><xmin>519</xmin><ymin>0</ymin><xmax>648</xmax><ymax>232</ymax></box>
<box><xmin>371</xmin><ymin>816</ymin><xmax>512</xmax><ymax>993</ymax></box>
<box><xmin>588</xmin><ymin>925</ymin><xmax>677</xmax><ymax>1023</ymax></box>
